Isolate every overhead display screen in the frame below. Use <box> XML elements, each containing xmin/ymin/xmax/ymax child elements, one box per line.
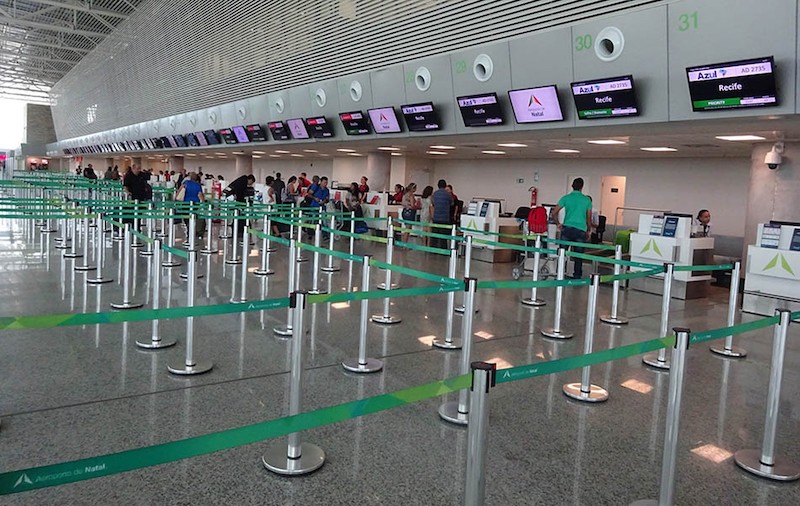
<box><xmin>246</xmin><ymin>124</ymin><xmax>268</xmax><ymax>142</ymax></box>
<box><xmin>508</xmin><ymin>85</ymin><xmax>564</xmax><ymax>123</ymax></box>
<box><xmin>186</xmin><ymin>133</ymin><xmax>200</xmax><ymax>147</ymax></box>
<box><xmin>339</xmin><ymin>111</ymin><xmax>371</xmax><ymax>135</ymax></box>
<box><xmin>173</xmin><ymin>134</ymin><xmax>187</xmax><ymax>148</ymax></box>
<box><xmin>368</xmin><ymin>107</ymin><xmax>402</xmax><ymax>134</ymax></box>
<box><xmin>287</xmin><ymin>118</ymin><xmax>310</xmax><ymax>139</ymax></box>
<box><xmin>400</xmin><ymin>102</ymin><xmax>441</xmax><ymax>132</ymax></box>
<box><xmin>571</xmin><ymin>75</ymin><xmax>640</xmax><ymax>119</ymax></box>
<box><xmin>268</xmin><ymin>121</ymin><xmax>290</xmax><ymax>140</ymax></box>
<box><xmin>192</xmin><ymin>132</ymin><xmax>207</xmax><ymax>146</ymax></box>
<box><xmin>305</xmin><ymin>116</ymin><xmax>335</xmax><ymax>138</ymax></box>
<box><xmin>686</xmin><ymin>56</ymin><xmax>778</xmax><ymax>111</ymax></box>
<box><xmin>203</xmin><ymin>130</ymin><xmax>221</xmax><ymax>145</ymax></box>
<box><xmin>219</xmin><ymin>128</ymin><xmax>237</xmax><ymax>144</ymax></box>
<box><xmin>456</xmin><ymin>93</ymin><xmax>505</xmax><ymax>126</ymax></box>
<box><xmin>232</xmin><ymin>125</ymin><xmax>250</xmax><ymax>143</ymax></box>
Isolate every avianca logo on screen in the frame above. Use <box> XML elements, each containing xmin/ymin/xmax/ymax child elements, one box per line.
<box><xmin>379</xmin><ymin>112</ymin><xmax>389</xmax><ymax>123</ymax></box>
<box><xmin>527</xmin><ymin>94</ymin><xmax>546</xmax><ymax>117</ymax></box>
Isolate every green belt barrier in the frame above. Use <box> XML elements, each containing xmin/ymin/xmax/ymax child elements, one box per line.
<box><xmin>567</xmin><ymin>250</ymin><xmax>661</xmax><ymax>270</ymax></box>
<box><xmin>417</xmin><ymin>229</ymin><xmax>462</xmax><ymax>242</ymax></box>
<box><xmin>545</xmin><ymin>237</ymin><xmax>616</xmax><ymax>251</ymax></box>
<box><xmin>689</xmin><ymin>315</ymin><xmax>781</xmax><ymax>345</ymax></box>
<box><xmin>395</xmin><ymin>239</ymin><xmax>451</xmax><ymax>256</ymax></box>
<box><xmin>390</xmin><ymin>218</ymin><xmax>451</xmax><ymax>230</ymax></box>
<box><xmin>248</xmin><ymin>228</ymin><xmax>291</xmax><ymax>247</ymax></box>
<box><xmin>0</xmin><ymin>214</ymin><xmax>94</xmax><ymax>220</ymax></box>
<box><xmin>673</xmin><ymin>263</ymin><xmax>733</xmax><ymax>272</ymax></box>
<box><xmin>793</xmin><ymin>311</ymin><xmax>800</xmax><ymax>321</ymax></box>
<box><xmin>335</xmin><ymin>215</ymin><xmax>385</xmax><ymax>222</ymax></box>
<box><xmin>308</xmin><ymin>283</ymin><xmax>461</xmax><ymax>305</ymax></box>
<box><xmin>395</xmin><ymin>225</ymin><xmax>467</xmax><ymax>243</ymax></box>
<box><xmin>473</xmin><ymin>237</ymin><xmax>557</xmax><ymax>255</ymax></box>
<box><xmin>478</xmin><ymin>277</ymin><xmax>592</xmax><ymax>290</ymax></box>
<box><xmin>368</xmin><ymin>258</ymin><xmax>461</xmax><ymax>286</ymax></box>
<box><xmin>332</xmin><ymin>228</ymin><xmax>388</xmax><ymax>244</ymax></box>
<box><xmin>161</xmin><ymin>244</ymin><xmax>189</xmax><ymax>259</ymax></box>
<box><xmin>0</xmin><ymin>297</ymin><xmax>289</xmax><ymax>331</ymax></box>
<box><xmin>599</xmin><ymin>268</ymin><xmax>664</xmax><ymax>283</ymax></box>
<box><xmin>129</xmin><ymin>228</ymin><xmax>155</xmax><ymax>245</ymax></box>
<box><xmin>459</xmin><ymin>226</ymin><xmax>503</xmax><ymax>237</ymax></box>
<box><xmin>293</xmin><ymin>235</ymin><xmax>364</xmax><ymax>263</ymax></box>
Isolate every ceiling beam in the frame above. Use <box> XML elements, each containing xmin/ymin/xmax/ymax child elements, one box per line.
<box><xmin>0</xmin><ymin>49</ymin><xmax>79</xmax><ymax>65</ymax></box>
<box><xmin>27</xmin><ymin>0</ymin><xmax>130</xmax><ymax>20</ymax></box>
<box><xmin>0</xmin><ymin>15</ymin><xmax>109</xmax><ymax>39</ymax></box>
<box><xmin>0</xmin><ymin>34</ymin><xmax>91</xmax><ymax>54</ymax></box>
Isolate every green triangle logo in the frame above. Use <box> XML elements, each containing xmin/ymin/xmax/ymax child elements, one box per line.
<box><xmin>640</xmin><ymin>239</ymin><xmax>663</xmax><ymax>257</ymax></box>
<box><xmin>467</xmin><ymin>219</ymin><xmax>477</xmax><ymax>229</ymax></box>
<box><xmin>640</xmin><ymin>239</ymin><xmax>651</xmax><ymax>254</ymax></box>
<box><xmin>763</xmin><ymin>254</ymin><xmax>779</xmax><ymax>271</ymax></box>
<box><xmin>780</xmin><ymin>254</ymin><xmax>795</xmax><ymax>276</ymax></box>
<box><xmin>652</xmin><ymin>240</ymin><xmax>662</xmax><ymax>257</ymax></box>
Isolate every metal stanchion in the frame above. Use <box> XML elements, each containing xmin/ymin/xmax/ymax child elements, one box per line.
<box><xmin>370</xmin><ymin>256</ymin><xmax>401</xmax><ymax>325</ymax></box>
<box><xmin>563</xmin><ymin>274</ymin><xmax>608</xmax><ymax>402</ymax></box>
<box><xmin>710</xmin><ymin>262</ymin><xmax>746</xmax><ymax>358</ymax></box>
<box><xmin>321</xmin><ymin>214</ymin><xmax>340</xmax><ymax>272</ymax></box>
<box><xmin>308</xmin><ymin>223</ymin><xmax>327</xmax><ymax>295</ymax></box>
<box><xmin>180</xmin><ymin>210</ymin><xmax>204</xmax><ymax>280</ymax></box>
<box><xmin>140</xmin><ymin>204</ymin><xmax>155</xmax><ymax>257</ymax></box>
<box><xmin>343</xmin><ymin>255</ymin><xmax>383</xmax><ymax>373</ymax></box>
<box><xmin>631</xmin><ymin>328</ymin><xmax>691</xmax><ymax>506</ymax></box>
<box><xmin>161</xmin><ymin>208</ymin><xmax>182</xmax><ymax>268</ymax></box>
<box><xmin>232</xmin><ymin>225</ymin><xmax>249</xmax><ymax>303</ymax></box>
<box><xmin>439</xmin><ymin>278</ymin><xmax>478</xmax><ymax>425</ymax></box>
<box><xmin>225</xmin><ymin>209</ymin><xmax>242</xmax><ymax>265</ymax></box>
<box><xmin>200</xmin><ymin>202</ymin><xmax>217</xmax><ymax>255</ymax></box>
<box><xmin>433</xmin><ymin>245</ymin><xmax>462</xmax><ymax>349</ymax></box>
<box><xmin>74</xmin><ymin>214</ymin><xmax>96</xmax><ymax>271</ymax></box>
<box><xmin>734</xmin><ymin>309</ymin><xmax>800</xmax><ymax>481</ymax></box>
<box><xmin>600</xmin><ymin>244</ymin><xmax>629</xmax><ymax>325</ymax></box>
<box><xmin>541</xmin><ymin>249</ymin><xmax>574</xmax><ymax>339</ymax></box>
<box><xmin>274</xmin><ymin>239</ymin><xmax>298</xmax><ymax>337</ymax></box>
<box><xmin>131</xmin><ymin>210</ymin><xmax>143</xmax><ymax>248</ymax></box>
<box><xmin>296</xmin><ymin>210</ymin><xmax>308</xmax><ymax>263</ymax></box>
<box><xmin>464</xmin><ymin>361</ymin><xmax>497</xmax><ymax>506</ymax></box>
<box><xmin>377</xmin><ymin>222</ymin><xmax>398</xmax><ymax>290</ymax></box>
<box><xmin>455</xmin><ymin>235</ymin><xmax>478</xmax><ymax>314</ymax></box>
<box><xmin>136</xmin><ymin>240</ymin><xmax>177</xmax><ymax>349</ymax></box>
<box><xmin>642</xmin><ymin>263</ymin><xmax>674</xmax><ymax>370</ymax></box>
<box><xmin>262</xmin><ymin>291</ymin><xmax>326</xmax><ymax>475</ymax></box>
<box><xmin>254</xmin><ymin>216</ymin><xmax>274</xmax><ymax>276</ymax></box>
<box><xmin>87</xmin><ymin>214</ymin><xmax>112</xmax><ymax>284</ymax></box>
<box><xmin>112</xmin><ymin>203</ymin><xmax>124</xmax><ymax>242</ymax></box>
<box><xmin>167</xmin><ymin>223</ymin><xmax>213</xmax><ymax>375</ymax></box>
<box><xmin>349</xmin><ymin>210</ymin><xmax>356</xmax><ymax>256</ymax></box>
<box><xmin>521</xmin><ymin>235</ymin><xmax>546</xmax><ymax>307</ymax></box>
<box><xmin>63</xmin><ymin>215</ymin><xmax>82</xmax><ymax>258</ymax></box>
<box><xmin>110</xmin><ymin>224</ymin><xmax>144</xmax><ymax>309</ymax></box>
<box><xmin>55</xmin><ymin>212</ymin><xmax>70</xmax><ymax>249</ymax></box>
<box><xmin>218</xmin><ymin>207</ymin><xmax>232</xmax><ymax>239</ymax></box>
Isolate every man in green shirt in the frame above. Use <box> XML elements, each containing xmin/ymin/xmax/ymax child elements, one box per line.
<box><xmin>553</xmin><ymin>177</ymin><xmax>593</xmax><ymax>278</ymax></box>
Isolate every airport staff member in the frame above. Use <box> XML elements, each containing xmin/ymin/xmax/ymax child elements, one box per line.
<box><xmin>553</xmin><ymin>177</ymin><xmax>592</xmax><ymax>279</ymax></box>
<box><xmin>692</xmin><ymin>209</ymin><xmax>712</xmax><ymax>237</ymax></box>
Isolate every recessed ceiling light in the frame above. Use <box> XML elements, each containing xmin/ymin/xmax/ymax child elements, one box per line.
<box><xmin>274</xmin><ymin>150</ymin><xmax>291</xmax><ymax>154</ymax></box>
<box><xmin>641</xmin><ymin>147</ymin><xmax>678</xmax><ymax>152</ymax></box>
<box><xmin>390</xmin><ymin>152</ymin><xmax>402</xmax><ymax>156</ymax></box>
<box><xmin>252</xmin><ymin>155</ymin><xmax>262</xmax><ymax>158</ymax></box>
<box><xmin>587</xmin><ymin>139</ymin><xmax>626</xmax><ymax>145</ymax></box>
<box><xmin>378</xmin><ymin>146</ymin><xmax>401</xmax><ymax>151</ymax></box>
<box><xmin>232</xmin><ymin>151</ymin><xmax>245</xmax><ymax>155</ymax></box>
<box><xmin>347</xmin><ymin>153</ymin><xmax>363</xmax><ymax>157</ymax></box>
<box><xmin>290</xmin><ymin>154</ymin><xmax>304</xmax><ymax>157</ymax></box>
<box><xmin>337</xmin><ymin>148</ymin><xmax>356</xmax><ymax>153</ymax></box>
<box><xmin>252</xmin><ymin>150</ymin><xmax>266</xmax><ymax>154</ymax></box>
<box><xmin>214</xmin><ymin>152</ymin><xmax>226</xmax><ymax>155</ymax></box>
<box><xmin>184</xmin><ymin>153</ymin><xmax>197</xmax><ymax>157</ymax></box>
<box><xmin>482</xmin><ymin>150</ymin><xmax>506</xmax><ymax>155</ymax></box>
<box><xmin>269</xmin><ymin>154</ymin><xmax>281</xmax><ymax>158</ymax></box>
<box><xmin>426</xmin><ymin>151</ymin><xmax>448</xmax><ymax>155</ymax></box>
<box><xmin>429</xmin><ymin>145</ymin><xmax>455</xmax><ymax>150</ymax></box>
<box><xmin>303</xmin><ymin>149</ymin><xmax>318</xmax><ymax>153</ymax></box>
<box><xmin>550</xmin><ymin>149</ymin><xmax>581</xmax><ymax>154</ymax></box>
<box><xmin>498</xmin><ymin>143</ymin><xmax>528</xmax><ymax>148</ymax></box>
<box><xmin>320</xmin><ymin>153</ymin><xmax>330</xmax><ymax>157</ymax></box>
<box><xmin>715</xmin><ymin>135</ymin><xmax>766</xmax><ymax>142</ymax></box>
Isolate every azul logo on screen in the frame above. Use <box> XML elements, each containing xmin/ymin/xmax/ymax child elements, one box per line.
<box><xmin>695</xmin><ymin>69</ymin><xmax>727</xmax><ymax>80</ymax></box>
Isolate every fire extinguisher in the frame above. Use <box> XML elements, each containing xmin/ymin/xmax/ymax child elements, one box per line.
<box><xmin>529</xmin><ymin>186</ymin><xmax>538</xmax><ymax>207</ymax></box>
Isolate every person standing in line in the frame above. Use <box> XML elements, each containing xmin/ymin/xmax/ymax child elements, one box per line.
<box><xmin>431</xmin><ymin>179</ymin><xmax>453</xmax><ymax>249</ymax></box>
<box><xmin>552</xmin><ymin>177</ymin><xmax>593</xmax><ymax>279</ymax></box>
<box><xmin>298</xmin><ymin>172</ymin><xmax>311</xmax><ymax>189</ymax></box>
<box><xmin>178</xmin><ymin>172</ymin><xmax>206</xmax><ymax>239</ymax></box>
<box><xmin>283</xmin><ymin>175</ymin><xmax>298</xmax><ymax>204</ymax></box>
<box><xmin>418</xmin><ymin>185</ymin><xmax>434</xmax><ymax>247</ymax></box>
<box><xmin>223</xmin><ymin>174</ymin><xmax>256</xmax><ymax>203</ymax></box>
<box><xmin>400</xmin><ymin>182</ymin><xmax>418</xmax><ymax>244</ymax></box>
<box><xmin>104</xmin><ymin>166</ymin><xmax>113</xmax><ymax>180</ymax></box>
<box><xmin>272</xmin><ymin>172</ymin><xmax>286</xmax><ymax>205</ymax></box>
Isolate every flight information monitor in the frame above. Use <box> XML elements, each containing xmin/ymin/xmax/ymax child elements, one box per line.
<box><xmin>508</xmin><ymin>85</ymin><xmax>564</xmax><ymax>123</ymax></box>
<box><xmin>687</xmin><ymin>56</ymin><xmax>778</xmax><ymax>111</ymax></box>
<box><xmin>400</xmin><ymin>102</ymin><xmax>441</xmax><ymax>132</ymax></box>
<box><xmin>571</xmin><ymin>75</ymin><xmax>639</xmax><ymax>119</ymax></box>
<box><xmin>457</xmin><ymin>92</ymin><xmax>505</xmax><ymax>126</ymax></box>
<box><xmin>287</xmin><ymin>118</ymin><xmax>310</xmax><ymax>139</ymax></box>
<box><xmin>268</xmin><ymin>121</ymin><xmax>290</xmax><ymax>140</ymax></box>
<box><xmin>368</xmin><ymin>107</ymin><xmax>402</xmax><ymax>133</ymax></box>
<box><xmin>246</xmin><ymin>124</ymin><xmax>268</xmax><ymax>142</ymax></box>
<box><xmin>305</xmin><ymin>116</ymin><xmax>335</xmax><ymax>138</ymax></box>
<box><xmin>339</xmin><ymin>111</ymin><xmax>371</xmax><ymax>135</ymax></box>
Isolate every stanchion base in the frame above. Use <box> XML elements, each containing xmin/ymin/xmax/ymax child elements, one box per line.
<box><xmin>135</xmin><ymin>337</ymin><xmax>177</xmax><ymax>349</ymax></box>
<box><xmin>131</xmin><ymin>242</ymin><xmax>143</xmax><ymax>249</ymax></box>
<box><xmin>377</xmin><ymin>283</ymin><xmax>399</xmax><ymax>290</ymax></box>
<box><xmin>642</xmin><ymin>352</ymin><xmax>671</xmax><ymax>370</ymax></box>
<box><xmin>342</xmin><ymin>358</ymin><xmax>384</xmax><ymax>373</ymax></box>
<box><xmin>273</xmin><ymin>325</ymin><xmax>293</xmax><ymax>337</ymax></box>
<box><xmin>453</xmin><ymin>305</ymin><xmax>479</xmax><ymax>314</ymax></box>
<box><xmin>140</xmin><ymin>250</ymin><xmax>154</xmax><ymax>257</ymax></box>
<box><xmin>218</xmin><ymin>234</ymin><xmax>232</xmax><ymax>239</ymax></box>
<box><xmin>320</xmin><ymin>266</ymin><xmax>340</xmax><ymax>272</ymax></box>
<box><xmin>265</xmin><ymin>247</ymin><xmax>277</xmax><ymax>253</ymax></box>
<box><xmin>734</xmin><ymin>449</ymin><xmax>800</xmax><ymax>481</ymax></box>
<box><xmin>224</xmin><ymin>258</ymin><xmax>242</xmax><ymax>265</ymax></box>
<box><xmin>200</xmin><ymin>249</ymin><xmax>218</xmax><ymax>255</ymax></box>
<box><xmin>600</xmin><ymin>314</ymin><xmax>629</xmax><ymax>325</ymax></box>
<box><xmin>563</xmin><ymin>383</ymin><xmax>609</xmax><ymax>403</ymax></box>
<box><xmin>63</xmin><ymin>252</ymin><xmax>83</xmax><ymax>258</ymax></box>
<box><xmin>167</xmin><ymin>360</ymin><xmax>214</xmax><ymax>376</ymax></box>
<box><xmin>179</xmin><ymin>272</ymin><xmax>204</xmax><ymax>280</ymax></box>
<box><xmin>253</xmin><ymin>269</ymin><xmax>274</xmax><ymax>276</ymax></box>
<box><xmin>262</xmin><ymin>442</ymin><xmax>325</xmax><ymax>476</ymax></box>
<box><xmin>87</xmin><ymin>277</ymin><xmax>113</xmax><ymax>285</ymax></box>
<box><xmin>371</xmin><ymin>314</ymin><xmax>402</xmax><ymax>325</ymax></box>
<box><xmin>54</xmin><ymin>244</ymin><xmax>70</xmax><ymax>250</ymax></box>
<box><xmin>112</xmin><ymin>236</ymin><xmax>123</xmax><ymax>242</ymax></box>
<box><xmin>521</xmin><ymin>298</ymin><xmax>546</xmax><ymax>307</ymax></box>
<box><xmin>74</xmin><ymin>264</ymin><xmax>97</xmax><ymax>272</ymax></box>
<box><xmin>541</xmin><ymin>327</ymin><xmax>574</xmax><ymax>339</ymax></box>
<box><xmin>710</xmin><ymin>345</ymin><xmax>747</xmax><ymax>358</ymax></box>
<box><xmin>307</xmin><ymin>288</ymin><xmax>328</xmax><ymax>295</ymax></box>
<box><xmin>110</xmin><ymin>301</ymin><xmax>144</xmax><ymax>310</ymax></box>
<box><xmin>161</xmin><ymin>261</ymin><xmax>182</xmax><ymax>268</ymax></box>
<box><xmin>296</xmin><ymin>256</ymin><xmax>309</xmax><ymax>263</ymax></box>
<box><xmin>432</xmin><ymin>338</ymin><xmax>463</xmax><ymax>350</ymax></box>
<box><xmin>231</xmin><ymin>297</ymin><xmax>247</xmax><ymax>304</ymax></box>
<box><xmin>438</xmin><ymin>401</ymin><xmax>468</xmax><ymax>426</ymax></box>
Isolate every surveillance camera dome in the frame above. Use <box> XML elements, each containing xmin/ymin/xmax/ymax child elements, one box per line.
<box><xmin>765</xmin><ymin>146</ymin><xmax>782</xmax><ymax>170</ymax></box>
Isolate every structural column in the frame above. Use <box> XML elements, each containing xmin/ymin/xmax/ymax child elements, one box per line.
<box><xmin>235</xmin><ymin>154</ymin><xmax>253</xmax><ymax>179</ymax></box>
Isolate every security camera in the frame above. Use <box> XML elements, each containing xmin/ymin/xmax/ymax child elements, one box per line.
<box><xmin>765</xmin><ymin>143</ymin><xmax>784</xmax><ymax>170</ymax></box>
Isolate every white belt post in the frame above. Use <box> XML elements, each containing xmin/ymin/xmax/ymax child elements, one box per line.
<box><xmin>74</xmin><ymin>213</ymin><xmax>96</xmax><ymax>271</ymax></box>
<box><xmin>521</xmin><ymin>235</ymin><xmax>546</xmax><ymax>307</ymax></box>
<box><xmin>110</xmin><ymin>224</ymin><xmax>143</xmax><ymax>309</ymax></box>
<box><xmin>162</xmin><ymin>208</ymin><xmax>182</xmax><ymax>268</ymax></box>
<box><xmin>232</xmin><ymin>225</ymin><xmax>250</xmax><ymax>303</ymax></box>
<box><xmin>541</xmin><ymin>248</ymin><xmax>573</xmax><ymax>339</ymax></box>
<box><xmin>455</xmin><ymin>235</ymin><xmax>476</xmax><ymax>314</ymax></box>
<box><xmin>273</xmin><ymin>239</ymin><xmax>297</xmax><ymax>337</ymax></box>
<box><xmin>600</xmin><ymin>244</ymin><xmax>629</xmax><ymax>324</ymax></box>
<box><xmin>563</xmin><ymin>273</ymin><xmax>608</xmax><ymax>402</ymax></box>
<box><xmin>710</xmin><ymin>262</ymin><xmax>746</xmax><ymax>358</ymax></box>
<box><xmin>321</xmin><ymin>214</ymin><xmax>339</xmax><ymax>272</ymax></box>
<box><xmin>140</xmin><ymin>203</ymin><xmax>155</xmax><ymax>257</ymax></box>
<box><xmin>87</xmin><ymin>214</ymin><xmax>113</xmax><ymax>285</ymax></box>
<box><xmin>642</xmin><ymin>263</ymin><xmax>674</xmax><ymax>370</ymax></box>
<box><xmin>464</xmin><ymin>362</ymin><xmax>497</xmax><ymax>506</ymax></box>
<box><xmin>433</xmin><ymin>244</ymin><xmax>462</xmax><ymax>349</ymax></box>
<box><xmin>308</xmin><ymin>223</ymin><xmax>327</xmax><ymax>295</ymax></box>
<box><xmin>371</xmin><ymin>224</ymin><xmax>401</xmax><ymax>324</ymax></box>
<box><xmin>200</xmin><ymin>202</ymin><xmax>217</xmax><ymax>255</ymax></box>
<box><xmin>349</xmin><ymin>210</ymin><xmax>356</xmax><ymax>256</ymax></box>
<box><xmin>342</xmin><ymin>255</ymin><xmax>383</xmax><ymax>373</ymax></box>
<box><xmin>377</xmin><ymin>221</ymin><xmax>397</xmax><ymax>290</ymax></box>
<box><xmin>439</xmin><ymin>277</ymin><xmax>478</xmax><ymax>425</ymax></box>
<box><xmin>254</xmin><ymin>213</ymin><xmax>274</xmax><ymax>276</ymax></box>
<box><xmin>136</xmin><ymin>239</ymin><xmax>177</xmax><ymax>349</ymax></box>
<box><xmin>226</xmin><ymin>209</ymin><xmax>242</xmax><ymax>265</ymax></box>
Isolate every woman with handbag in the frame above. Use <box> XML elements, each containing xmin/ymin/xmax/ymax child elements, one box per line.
<box><xmin>400</xmin><ymin>182</ymin><xmax>418</xmax><ymax>244</ymax></box>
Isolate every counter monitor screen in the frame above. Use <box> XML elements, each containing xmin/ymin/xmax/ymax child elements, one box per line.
<box><xmin>159</xmin><ymin>136</ymin><xmax>172</xmax><ymax>148</ymax></box>
<box><xmin>401</xmin><ymin>102</ymin><xmax>441</xmax><ymax>132</ymax></box>
<box><xmin>219</xmin><ymin>128</ymin><xmax>237</xmax><ymax>144</ymax></box>
<box><xmin>368</xmin><ymin>107</ymin><xmax>402</xmax><ymax>133</ymax></box>
<box><xmin>203</xmin><ymin>129</ymin><xmax>221</xmax><ymax>145</ymax></box>
<box><xmin>173</xmin><ymin>134</ymin><xmax>187</xmax><ymax>148</ymax></box>
<box><xmin>193</xmin><ymin>132</ymin><xmax>207</xmax><ymax>146</ymax></box>
<box><xmin>246</xmin><ymin>124</ymin><xmax>267</xmax><ymax>142</ymax></box>
<box><xmin>305</xmin><ymin>116</ymin><xmax>335</xmax><ymax>138</ymax></box>
<box><xmin>186</xmin><ymin>133</ymin><xmax>200</xmax><ymax>147</ymax></box>
<box><xmin>287</xmin><ymin>118</ymin><xmax>310</xmax><ymax>139</ymax></box>
<box><xmin>339</xmin><ymin>111</ymin><xmax>371</xmax><ymax>135</ymax></box>
<box><xmin>457</xmin><ymin>92</ymin><xmax>505</xmax><ymax>126</ymax></box>
<box><xmin>662</xmin><ymin>216</ymin><xmax>679</xmax><ymax>238</ymax></box>
<box><xmin>268</xmin><ymin>121</ymin><xmax>290</xmax><ymax>140</ymax></box>
<box><xmin>232</xmin><ymin>125</ymin><xmax>250</xmax><ymax>143</ymax></box>
<box><xmin>761</xmin><ymin>223</ymin><xmax>781</xmax><ymax>248</ymax></box>
<box><xmin>687</xmin><ymin>56</ymin><xmax>778</xmax><ymax>111</ymax></box>
<box><xmin>508</xmin><ymin>85</ymin><xmax>564</xmax><ymax>123</ymax></box>
<box><xmin>571</xmin><ymin>75</ymin><xmax>639</xmax><ymax>119</ymax></box>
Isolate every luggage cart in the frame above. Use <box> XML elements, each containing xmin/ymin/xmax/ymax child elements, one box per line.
<box><xmin>510</xmin><ymin>221</ymin><xmax>558</xmax><ymax>280</ymax></box>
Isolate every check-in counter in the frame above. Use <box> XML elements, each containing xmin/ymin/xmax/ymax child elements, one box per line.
<box><xmin>361</xmin><ymin>192</ymin><xmax>390</xmax><ymax>231</ymax></box>
<box><xmin>742</xmin><ymin>222</ymin><xmax>800</xmax><ymax>316</ymax></box>
<box><xmin>629</xmin><ymin>214</ymin><xmax>714</xmax><ymax>299</ymax></box>
<box><xmin>460</xmin><ymin>199</ymin><xmax>518</xmax><ymax>263</ymax></box>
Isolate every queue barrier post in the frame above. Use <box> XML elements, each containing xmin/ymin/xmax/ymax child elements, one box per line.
<box><xmin>109</xmin><ymin>224</ymin><xmax>143</xmax><ymax>309</ymax></box>
<box><xmin>631</xmin><ymin>328</ymin><xmax>691</xmax><ymax>506</ymax></box>
<box><xmin>377</xmin><ymin>221</ymin><xmax>398</xmax><ymax>290</ymax></box>
<box><xmin>521</xmin><ymin>235</ymin><xmax>546</xmax><ymax>307</ymax></box>
<box><xmin>734</xmin><ymin>309</ymin><xmax>800</xmax><ymax>481</ymax></box>
<box><xmin>162</xmin><ymin>208</ymin><xmax>182</xmax><ymax>268</ymax></box>
<box><xmin>307</xmin><ymin>223</ymin><xmax>327</xmax><ymax>295</ymax></box>
<box><xmin>600</xmin><ymin>244</ymin><xmax>629</xmax><ymax>325</ymax></box>
<box><xmin>111</xmin><ymin>203</ymin><xmax>123</xmax><ymax>242</ymax></box>
<box><xmin>225</xmin><ymin>209</ymin><xmax>242</xmax><ymax>265</ymax></box>
<box><xmin>710</xmin><ymin>262</ymin><xmax>747</xmax><ymax>358</ymax></box>
<box><xmin>254</xmin><ymin>214</ymin><xmax>274</xmax><ymax>276</ymax></box>
<box><xmin>463</xmin><ymin>361</ymin><xmax>497</xmax><ymax>506</ymax></box>
<box><xmin>439</xmin><ymin>277</ymin><xmax>477</xmax><ymax>425</ymax></box>
<box><xmin>456</xmin><ymin>235</ymin><xmax>478</xmax><ymax>314</ymax></box>
<box><xmin>218</xmin><ymin>207</ymin><xmax>232</xmax><ymax>239</ymax></box>
<box><xmin>349</xmin><ymin>210</ymin><xmax>356</xmax><ymax>257</ymax></box>
<box><xmin>295</xmin><ymin>210</ymin><xmax>308</xmax><ymax>263</ymax></box>
<box><xmin>433</xmin><ymin>244</ymin><xmax>462</xmax><ymax>349</ymax></box>
<box><xmin>273</xmin><ymin>238</ymin><xmax>297</xmax><ymax>337</ymax></box>
<box><xmin>131</xmin><ymin>211</ymin><xmax>143</xmax><ymax>248</ymax></box>
<box><xmin>136</xmin><ymin>239</ymin><xmax>177</xmax><ymax>349</ymax></box>
<box><xmin>563</xmin><ymin>273</ymin><xmax>608</xmax><ymax>402</ymax></box>
<box><xmin>541</xmin><ymin>248</ymin><xmax>573</xmax><ymax>339</ymax></box>
<box><xmin>262</xmin><ymin>291</ymin><xmax>326</xmax><ymax>475</ymax></box>
<box><xmin>642</xmin><ymin>263</ymin><xmax>674</xmax><ymax>370</ymax></box>
<box><xmin>232</xmin><ymin>225</ymin><xmax>250</xmax><ymax>303</ymax></box>
<box><xmin>321</xmin><ymin>214</ymin><xmax>340</xmax><ymax>272</ymax></box>
<box><xmin>180</xmin><ymin>206</ymin><xmax>204</xmax><ymax>280</ymax></box>
<box><xmin>74</xmin><ymin>214</ymin><xmax>96</xmax><ymax>271</ymax></box>
<box><xmin>342</xmin><ymin>255</ymin><xmax>383</xmax><ymax>373</ymax></box>
<box><xmin>140</xmin><ymin>203</ymin><xmax>155</xmax><ymax>257</ymax></box>
<box><xmin>63</xmin><ymin>213</ymin><xmax>82</xmax><ymax>258</ymax></box>
<box><xmin>87</xmin><ymin>213</ymin><xmax>113</xmax><ymax>284</ymax></box>
<box><xmin>200</xmin><ymin>202</ymin><xmax>217</xmax><ymax>255</ymax></box>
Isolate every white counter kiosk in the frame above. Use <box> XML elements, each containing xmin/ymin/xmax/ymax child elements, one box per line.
<box><xmin>742</xmin><ymin>221</ymin><xmax>800</xmax><ymax>315</ymax></box>
<box><xmin>460</xmin><ymin>198</ymin><xmax>518</xmax><ymax>263</ymax></box>
<box><xmin>629</xmin><ymin>213</ymin><xmax>714</xmax><ymax>299</ymax></box>
<box><xmin>361</xmin><ymin>191</ymin><xmax>389</xmax><ymax>231</ymax></box>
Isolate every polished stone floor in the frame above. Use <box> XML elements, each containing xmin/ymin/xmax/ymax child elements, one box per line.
<box><xmin>1</xmin><ymin>218</ymin><xmax>799</xmax><ymax>505</ymax></box>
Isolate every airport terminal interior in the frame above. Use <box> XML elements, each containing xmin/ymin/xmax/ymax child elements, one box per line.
<box><xmin>2</xmin><ymin>0</ymin><xmax>800</xmax><ymax>504</ymax></box>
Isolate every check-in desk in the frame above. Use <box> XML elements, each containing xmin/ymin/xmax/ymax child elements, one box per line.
<box><xmin>742</xmin><ymin>222</ymin><xmax>800</xmax><ymax>316</ymax></box>
<box><xmin>460</xmin><ymin>200</ymin><xmax>519</xmax><ymax>263</ymax></box>
<box><xmin>361</xmin><ymin>192</ymin><xmax>389</xmax><ymax>231</ymax></box>
<box><xmin>629</xmin><ymin>214</ymin><xmax>714</xmax><ymax>300</ymax></box>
